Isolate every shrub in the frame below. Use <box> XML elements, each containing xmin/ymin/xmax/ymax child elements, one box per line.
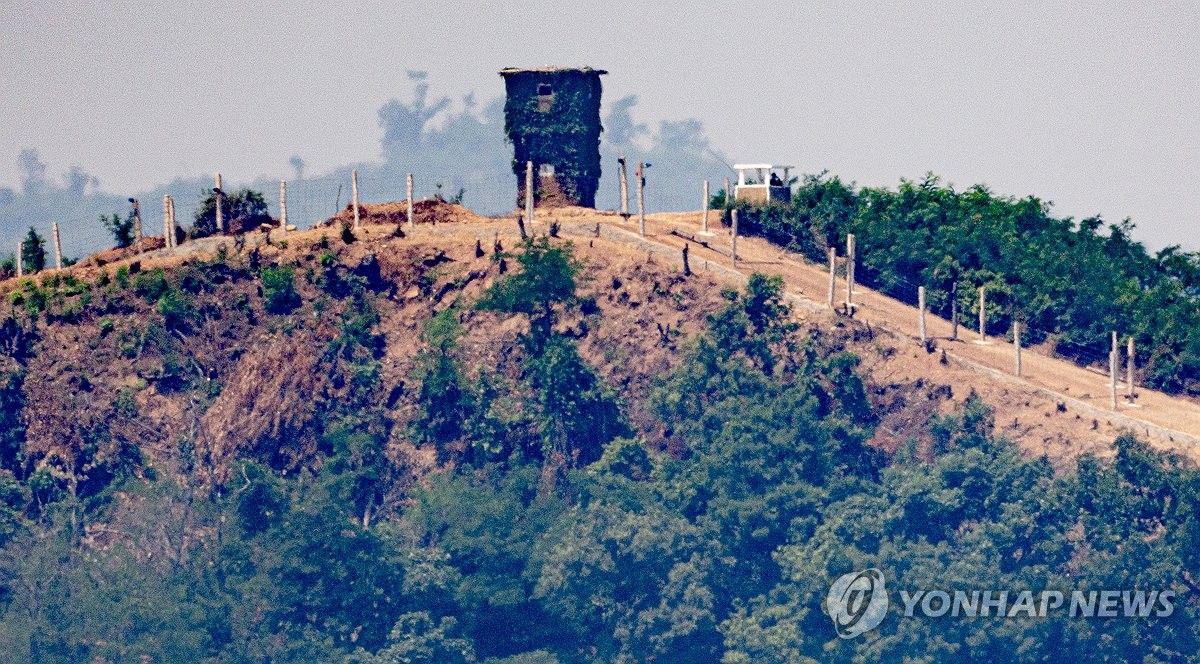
<box><xmin>101</xmin><ymin>211</ymin><xmax>136</xmax><ymax>248</ymax></box>
<box><xmin>20</xmin><ymin>228</ymin><xmax>45</xmax><ymax>274</ymax></box>
<box><xmin>133</xmin><ymin>269</ymin><xmax>170</xmax><ymax>303</ymax></box>
<box><xmin>260</xmin><ymin>265</ymin><xmax>300</xmax><ymax>314</ymax></box>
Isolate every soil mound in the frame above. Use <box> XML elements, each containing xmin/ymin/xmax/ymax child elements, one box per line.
<box><xmin>324</xmin><ymin>199</ymin><xmax>490</xmax><ymax>227</ymax></box>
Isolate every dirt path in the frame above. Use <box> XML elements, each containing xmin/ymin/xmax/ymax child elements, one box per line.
<box><xmin>605</xmin><ymin>211</ymin><xmax>1200</xmax><ymax>449</ymax></box>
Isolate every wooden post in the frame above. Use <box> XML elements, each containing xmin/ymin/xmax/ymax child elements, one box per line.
<box><xmin>406</xmin><ymin>173</ymin><xmax>414</xmax><ymax>229</ymax></box>
<box><xmin>52</xmin><ymin>223</ymin><xmax>62</xmax><ymax>270</ymax></box>
<box><xmin>702</xmin><ymin>180</ymin><xmax>710</xmax><ymax>233</ymax></box>
<box><xmin>731</xmin><ymin>209</ymin><xmax>738</xmax><ymax>263</ymax></box>
<box><xmin>978</xmin><ymin>286</ymin><xmax>987</xmax><ymax>342</ymax></box>
<box><xmin>1110</xmin><ymin>331</ymin><xmax>1119</xmax><ymax>409</ymax></box>
<box><xmin>1126</xmin><ymin>336</ymin><xmax>1135</xmax><ymax>396</ymax></box>
<box><xmin>130</xmin><ymin>198</ymin><xmax>142</xmax><ymax>247</ymax></box>
<box><xmin>682</xmin><ymin>243</ymin><xmax>691</xmax><ymax>276</ymax></box>
<box><xmin>827</xmin><ymin>246</ymin><xmax>836</xmax><ymax>309</ymax></box>
<box><xmin>279</xmin><ymin>181</ymin><xmax>288</xmax><ymax>239</ymax></box>
<box><xmin>846</xmin><ymin>233</ymin><xmax>856</xmax><ymax>308</ymax></box>
<box><xmin>525</xmin><ymin>161</ymin><xmax>534</xmax><ymax>229</ymax></box>
<box><xmin>951</xmin><ymin>282</ymin><xmax>959</xmax><ymax>340</ymax></box>
<box><xmin>163</xmin><ymin>195</ymin><xmax>172</xmax><ymax>247</ymax></box>
<box><xmin>351</xmin><ymin>169</ymin><xmax>360</xmax><ymax>229</ymax></box>
<box><xmin>918</xmin><ymin>286</ymin><xmax>927</xmax><ymax>346</ymax></box>
<box><xmin>1014</xmin><ymin>320</ymin><xmax>1022</xmax><ymax>377</ymax></box>
<box><xmin>637</xmin><ymin>162</ymin><xmax>646</xmax><ymax>237</ymax></box>
<box><xmin>724</xmin><ymin>176</ymin><xmax>731</xmax><ymax>207</ymax></box>
<box><xmin>214</xmin><ymin>172</ymin><xmax>224</xmax><ymax>234</ymax></box>
<box><xmin>168</xmin><ymin>196</ymin><xmax>177</xmax><ymax>247</ymax></box>
<box><xmin>15</xmin><ymin>242</ymin><xmax>22</xmax><ymax>278</ymax></box>
<box><xmin>618</xmin><ymin>156</ymin><xmax>628</xmax><ymax>217</ymax></box>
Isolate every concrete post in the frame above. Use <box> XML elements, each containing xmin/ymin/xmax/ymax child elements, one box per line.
<box><xmin>1110</xmin><ymin>331</ymin><xmax>1119</xmax><ymax>409</ymax></box>
<box><xmin>16</xmin><ymin>242</ymin><xmax>22</xmax><ymax>278</ymax></box>
<box><xmin>702</xmin><ymin>180</ymin><xmax>710</xmax><ymax>233</ymax></box>
<box><xmin>52</xmin><ymin>223</ymin><xmax>62</xmax><ymax>270</ymax></box>
<box><xmin>846</xmin><ymin>234</ymin><xmax>856</xmax><ymax>308</ymax></box>
<box><xmin>827</xmin><ymin>246</ymin><xmax>836</xmax><ymax>309</ymax></box>
<box><xmin>214</xmin><ymin>172</ymin><xmax>224</xmax><ymax>234</ymax></box>
<box><xmin>279</xmin><ymin>180</ymin><xmax>288</xmax><ymax>239</ymax></box>
<box><xmin>618</xmin><ymin>156</ymin><xmax>628</xmax><ymax>217</ymax></box>
<box><xmin>525</xmin><ymin>161</ymin><xmax>534</xmax><ymax>229</ymax></box>
<box><xmin>731</xmin><ymin>209</ymin><xmax>738</xmax><ymax>263</ymax></box>
<box><xmin>1014</xmin><ymin>320</ymin><xmax>1022</xmax><ymax>377</ymax></box>
<box><xmin>406</xmin><ymin>173</ymin><xmax>414</xmax><ymax>229</ymax></box>
<box><xmin>918</xmin><ymin>286</ymin><xmax>927</xmax><ymax>346</ymax></box>
<box><xmin>637</xmin><ymin>162</ymin><xmax>646</xmax><ymax>237</ymax></box>
<box><xmin>351</xmin><ymin>169</ymin><xmax>360</xmax><ymax>229</ymax></box>
<box><xmin>978</xmin><ymin>286</ymin><xmax>987</xmax><ymax>342</ymax></box>
<box><xmin>1127</xmin><ymin>336</ymin><xmax>1135</xmax><ymax>396</ymax></box>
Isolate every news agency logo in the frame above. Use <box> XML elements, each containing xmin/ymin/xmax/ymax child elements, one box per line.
<box><xmin>826</xmin><ymin>569</ymin><xmax>1177</xmax><ymax>639</ymax></box>
<box><xmin>826</xmin><ymin>568</ymin><xmax>888</xmax><ymax>639</ymax></box>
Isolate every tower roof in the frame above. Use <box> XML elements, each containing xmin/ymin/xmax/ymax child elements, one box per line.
<box><xmin>498</xmin><ymin>66</ymin><xmax>607</xmax><ymax>76</ymax></box>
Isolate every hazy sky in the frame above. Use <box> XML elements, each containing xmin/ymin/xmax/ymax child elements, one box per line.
<box><xmin>2</xmin><ymin>1</ymin><xmax>1197</xmax><ymax>249</ymax></box>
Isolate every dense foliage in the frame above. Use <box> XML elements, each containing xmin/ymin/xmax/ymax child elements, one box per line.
<box><xmin>0</xmin><ymin>241</ymin><xmax>1196</xmax><ymax>662</ymax></box>
<box><xmin>726</xmin><ymin>173</ymin><xmax>1200</xmax><ymax>395</ymax></box>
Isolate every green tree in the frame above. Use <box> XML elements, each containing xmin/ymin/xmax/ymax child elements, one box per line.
<box><xmin>101</xmin><ymin>211</ymin><xmax>136</xmax><ymax>248</ymax></box>
<box><xmin>20</xmin><ymin>227</ymin><xmax>45</xmax><ymax>274</ymax></box>
<box><xmin>191</xmin><ymin>187</ymin><xmax>271</xmax><ymax>237</ymax></box>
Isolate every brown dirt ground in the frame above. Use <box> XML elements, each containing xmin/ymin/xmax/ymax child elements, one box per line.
<box><xmin>5</xmin><ymin>204</ymin><xmax>1200</xmax><ymax>478</ymax></box>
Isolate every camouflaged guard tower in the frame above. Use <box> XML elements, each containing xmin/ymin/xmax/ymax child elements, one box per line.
<box><xmin>499</xmin><ymin>67</ymin><xmax>606</xmax><ymax>209</ymax></box>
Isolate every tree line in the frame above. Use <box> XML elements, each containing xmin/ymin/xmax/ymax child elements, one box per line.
<box><xmin>0</xmin><ymin>238</ymin><xmax>1195</xmax><ymax>661</ymax></box>
<box><xmin>723</xmin><ymin>173</ymin><xmax>1200</xmax><ymax>395</ymax></box>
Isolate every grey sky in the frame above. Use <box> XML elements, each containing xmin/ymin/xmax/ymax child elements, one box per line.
<box><xmin>2</xmin><ymin>1</ymin><xmax>1197</xmax><ymax>249</ymax></box>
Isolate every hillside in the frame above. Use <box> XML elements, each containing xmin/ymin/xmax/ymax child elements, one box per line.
<box><xmin>0</xmin><ymin>206</ymin><xmax>1198</xmax><ymax>661</ymax></box>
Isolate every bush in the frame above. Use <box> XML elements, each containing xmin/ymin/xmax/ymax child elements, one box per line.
<box><xmin>261</xmin><ymin>265</ymin><xmax>300</xmax><ymax>314</ymax></box>
<box><xmin>20</xmin><ymin>227</ymin><xmax>46</xmax><ymax>274</ymax></box>
<box><xmin>191</xmin><ymin>188</ymin><xmax>271</xmax><ymax>238</ymax></box>
<box><xmin>101</xmin><ymin>211</ymin><xmax>136</xmax><ymax>248</ymax></box>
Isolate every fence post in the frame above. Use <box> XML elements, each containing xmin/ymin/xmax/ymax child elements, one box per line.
<box><xmin>637</xmin><ymin>162</ymin><xmax>646</xmax><ymax>237</ymax></box>
<box><xmin>407</xmin><ymin>173</ymin><xmax>414</xmax><ymax>229</ymax></box>
<box><xmin>52</xmin><ymin>223</ymin><xmax>62</xmax><ymax>270</ymax></box>
<box><xmin>724</xmin><ymin>176</ymin><xmax>732</xmax><ymax>208</ymax></box>
<box><xmin>978</xmin><ymin>286</ymin><xmax>987</xmax><ymax>342</ymax></box>
<box><xmin>279</xmin><ymin>181</ymin><xmax>288</xmax><ymax>239</ymax></box>
<box><xmin>1014</xmin><ymin>320</ymin><xmax>1022</xmax><ymax>377</ymax></box>
<box><xmin>351</xmin><ymin>169</ymin><xmax>360</xmax><ymax>229</ymax></box>
<box><xmin>702</xmin><ymin>180</ymin><xmax>710</xmax><ymax>233</ymax></box>
<box><xmin>214</xmin><ymin>172</ymin><xmax>224</xmax><ymax>234</ymax></box>
<box><xmin>731</xmin><ymin>209</ymin><xmax>738</xmax><ymax>263</ymax></box>
<box><xmin>130</xmin><ymin>198</ymin><xmax>142</xmax><ymax>248</ymax></box>
<box><xmin>682</xmin><ymin>243</ymin><xmax>691</xmax><ymax>276</ymax></box>
<box><xmin>16</xmin><ymin>242</ymin><xmax>22</xmax><ymax>278</ymax></box>
<box><xmin>525</xmin><ymin>161</ymin><xmax>534</xmax><ymax>229</ymax></box>
<box><xmin>846</xmin><ymin>233</ymin><xmax>856</xmax><ymax>308</ymax></box>
<box><xmin>168</xmin><ymin>196</ymin><xmax>177</xmax><ymax>247</ymax></box>
<box><xmin>918</xmin><ymin>286</ymin><xmax>927</xmax><ymax>346</ymax></box>
<box><xmin>951</xmin><ymin>281</ymin><xmax>959</xmax><ymax>340</ymax></box>
<box><xmin>163</xmin><ymin>195</ymin><xmax>171</xmax><ymax>247</ymax></box>
<box><xmin>618</xmin><ymin>156</ymin><xmax>628</xmax><ymax>217</ymax></box>
<box><xmin>1127</xmin><ymin>336</ymin><xmax>1135</xmax><ymax>396</ymax></box>
<box><xmin>827</xmin><ymin>246</ymin><xmax>836</xmax><ymax>309</ymax></box>
<box><xmin>1110</xmin><ymin>331</ymin><xmax>1119</xmax><ymax>409</ymax></box>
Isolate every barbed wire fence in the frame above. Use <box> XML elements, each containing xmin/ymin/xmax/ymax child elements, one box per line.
<box><xmin>1</xmin><ymin>171</ymin><xmax>1158</xmax><ymax>412</ymax></box>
